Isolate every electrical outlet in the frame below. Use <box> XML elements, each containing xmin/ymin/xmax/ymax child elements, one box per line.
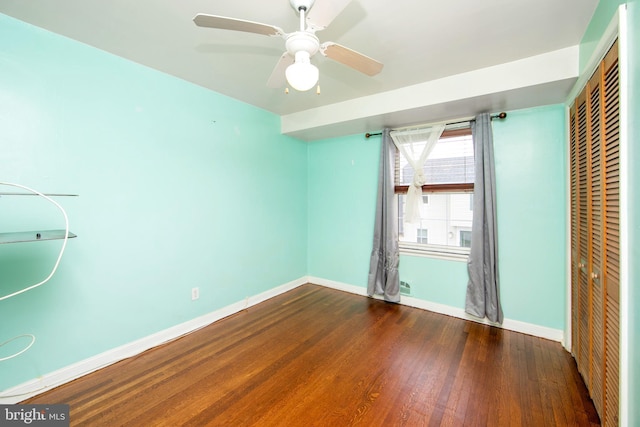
<box><xmin>191</xmin><ymin>287</ymin><xmax>200</xmax><ymax>301</ymax></box>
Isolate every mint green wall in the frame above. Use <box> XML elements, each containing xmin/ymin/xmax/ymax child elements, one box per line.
<box><xmin>398</xmin><ymin>256</ymin><xmax>468</xmax><ymax>307</ymax></box>
<box><xmin>307</xmin><ymin>105</ymin><xmax>567</xmax><ymax>330</ymax></box>
<box><xmin>580</xmin><ymin>0</ymin><xmax>626</xmax><ymax>72</ymax></box>
<box><xmin>307</xmin><ymin>135</ymin><xmax>379</xmax><ymax>285</ymax></box>
<box><xmin>0</xmin><ymin>15</ymin><xmax>307</xmax><ymax>390</ymax></box>
<box><xmin>625</xmin><ymin>0</ymin><xmax>639</xmax><ymax>423</ymax></box>
<box><xmin>492</xmin><ymin>105</ymin><xmax>567</xmax><ymax>329</ymax></box>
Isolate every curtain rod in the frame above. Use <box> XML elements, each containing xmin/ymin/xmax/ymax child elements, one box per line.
<box><xmin>364</xmin><ymin>112</ymin><xmax>507</xmax><ymax>139</ymax></box>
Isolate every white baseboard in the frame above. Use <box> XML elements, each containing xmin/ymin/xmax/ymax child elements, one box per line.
<box><xmin>0</xmin><ymin>277</ymin><xmax>308</xmax><ymax>404</ymax></box>
<box><xmin>309</xmin><ymin>276</ymin><xmax>564</xmax><ymax>343</ymax></box>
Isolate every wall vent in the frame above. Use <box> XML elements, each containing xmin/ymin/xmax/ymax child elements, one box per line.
<box><xmin>400</xmin><ymin>281</ymin><xmax>411</xmax><ymax>295</ymax></box>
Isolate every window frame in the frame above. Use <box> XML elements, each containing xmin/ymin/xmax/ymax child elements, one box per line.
<box><xmin>394</xmin><ymin>126</ymin><xmax>473</xmax><ymax>261</ymax></box>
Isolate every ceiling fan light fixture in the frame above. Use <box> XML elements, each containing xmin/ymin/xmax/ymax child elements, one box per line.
<box><xmin>285</xmin><ymin>51</ymin><xmax>319</xmax><ymax>91</ymax></box>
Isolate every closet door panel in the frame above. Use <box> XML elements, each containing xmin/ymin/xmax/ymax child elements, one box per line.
<box><xmin>602</xmin><ymin>41</ymin><xmax>620</xmax><ymax>427</ymax></box>
<box><xmin>587</xmin><ymin>69</ymin><xmax>604</xmax><ymax>417</ymax></box>
<box><xmin>575</xmin><ymin>89</ymin><xmax>591</xmax><ymax>386</ymax></box>
<box><xmin>569</xmin><ymin>104</ymin><xmax>580</xmax><ymax>359</ymax></box>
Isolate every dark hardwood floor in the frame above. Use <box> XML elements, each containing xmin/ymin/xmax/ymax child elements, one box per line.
<box><xmin>24</xmin><ymin>284</ymin><xmax>600</xmax><ymax>426</ymax></box>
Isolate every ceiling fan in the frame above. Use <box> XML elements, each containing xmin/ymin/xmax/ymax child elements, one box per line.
<box><xmin>193</xmin><ymin>0</ymin><xmax>383</xmax><ymax>92</ymax></box>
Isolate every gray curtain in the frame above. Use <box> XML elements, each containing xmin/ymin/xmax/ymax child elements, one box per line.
<box><xmin>368</xmin><ymin>129</ymin><xmax>400</xmax><ymax>303</ymax></box>
<box><xmin>465</xmin><ymin>113</ymin><xmax>503</xmax><ymax>323</ymax></box>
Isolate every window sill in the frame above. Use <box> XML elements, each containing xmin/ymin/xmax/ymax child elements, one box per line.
<box><xmin>399</xmin><ymin>242</ymin><xmax>470</xmax><ymax>262</ymax></box>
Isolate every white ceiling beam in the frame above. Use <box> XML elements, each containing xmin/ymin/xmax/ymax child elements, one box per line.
<box><xmin>281</xmin><ymin>46</ymin><xmax>579</xmax><ymax>141</ymax></box>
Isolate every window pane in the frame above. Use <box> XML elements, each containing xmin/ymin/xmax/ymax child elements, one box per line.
<box><xmin>398</xmin><ymin>193</ymin><xmax>473</xmax><ymax>248</ymax></box>
<box><xmin>398</xmin><ymin>134</ymin><xmax>474</xmax><ymax>185</ymax></box>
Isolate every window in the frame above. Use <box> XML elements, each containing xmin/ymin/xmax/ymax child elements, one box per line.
<box><xmin>417</xmin><ymin>228</ymin><xmax>428</xmax><ymax>244</ymax></box>
<box><xmin>394</xmin><ymin>125</ymin><xmax>473</xmax><ymax>260</ymax></box>
<box><xmin>459</xmin><ymin>230</ymin><xmax>472</xmax><ymax>248</ymax></box>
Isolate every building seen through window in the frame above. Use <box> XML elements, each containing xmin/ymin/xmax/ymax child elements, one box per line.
<box><xmin>395</xmin><ymin>130</ymin><xmax>473</xmax><ymax>251</ymax></box>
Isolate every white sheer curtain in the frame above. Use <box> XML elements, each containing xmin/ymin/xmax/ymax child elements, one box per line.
<box><xmin>390</xmin><ymin>124</ymin><xmax>446</xmax><ymax>224</ymax></box>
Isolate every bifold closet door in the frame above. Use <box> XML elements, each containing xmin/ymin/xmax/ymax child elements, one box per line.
<box><xmin>569</xmin><ymin>39</ymin><xmax>619</xmax><ymax>427</ymax></box>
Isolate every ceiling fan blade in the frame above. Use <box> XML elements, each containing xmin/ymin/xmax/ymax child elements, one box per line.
<box><xmin>306</xmin><ymin>0</ymin><xmax>352</xmax><ymax>31</ymax></box>
<box><xmin>320</xmin><ymin>42</ymin><xmax>383</xmax><ymax>76</ymax></box>
<box><xmin>267</xmin><ymin>52</ymin><xmax>294</xmax><ymax>88</ymax></box>
<box><xmin>193</xmin><ymin>14</ymin><xmax>285</xmax><ymax>37</ymax></box>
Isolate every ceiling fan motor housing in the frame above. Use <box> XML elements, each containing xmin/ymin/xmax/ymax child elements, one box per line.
<box><xmin>285</xmin><ymin>31</ymin><xmax>319</xmax><ymax>57</ymax></box>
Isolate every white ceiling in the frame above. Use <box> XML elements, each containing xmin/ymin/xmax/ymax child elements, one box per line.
<box><xmin>0</xmin><ymin>0</ymin><xmax>598</xmax><ymax>140</ymax></box>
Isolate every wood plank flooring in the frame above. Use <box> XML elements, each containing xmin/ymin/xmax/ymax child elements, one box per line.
<box><xmin>24</xmin><ymin>284</ymin><xmax>600</xmax><ymax>426</ymax></box>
